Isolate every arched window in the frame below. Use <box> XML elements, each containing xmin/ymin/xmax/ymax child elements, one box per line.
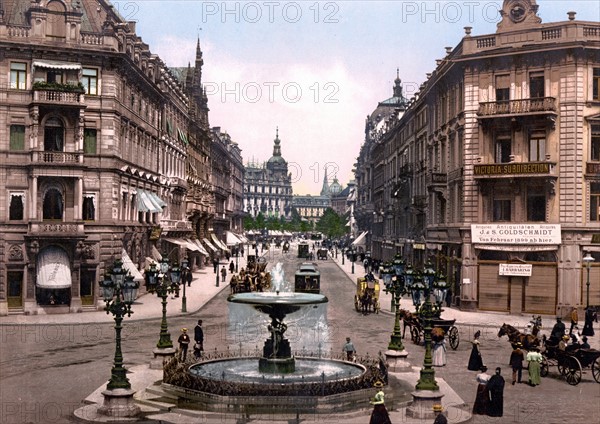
<box><xmin>43</xmin><ymin>188</ymin><xmax>63</xmax><ymax>220</ymax></box>
<box><xmin>44</xmin><ymin>117</ymin><xmax>64</xmax><ymax>152</ymax></box>
<box><xmin>46</xmin><ymin>1</ymin><xmax>66</xmax><ymax>39</ymax></box>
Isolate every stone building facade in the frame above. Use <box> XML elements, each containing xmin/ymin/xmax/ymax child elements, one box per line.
<box><xmin>355</xmin><ymin>0</ymin><xmax>600</xmax><ymax>314</ymax></box>
<box><xmin>243</xmin><ymin>129</ymin><xmax>293</xmax><ymax>219</ymax></box>
<box><xmin>0</xmin><ymin>0</ymin><xmax>210</xmax><ymax>315</ymax></box>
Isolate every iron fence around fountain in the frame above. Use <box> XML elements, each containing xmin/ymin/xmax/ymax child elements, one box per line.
<box><xmin>162</xmin><ymin>348</ymin><xmax>387</xmax><ymax>398</ymax></box>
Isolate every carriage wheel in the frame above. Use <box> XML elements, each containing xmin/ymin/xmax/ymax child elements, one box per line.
<box><xmin>411</xmin><ymin>327</ymin><xmax>421</xmax><ymax>345</ymax></box>
<box><xmin>563</xmin><ymin>356</ymin><xmax>582</xmax><ymax>386</ymax></box>
<box><xmin>540</xmin><ymin>356</ymin><xmax>549</xmax><ymax>377</ymax></box>
<box><xmin>354</xmin><ymin>295</ymin><xmax>360</xmax><ymax>312</ymax></box>
<box><xmin>592</xmin><ymin>357</ymin><xmax>600</xmax><ymax>383</ymax></box>
<box><xmin>448</xmin><ymin>326</ymin><xmax>460</xmax><ymax>350</ymax></box>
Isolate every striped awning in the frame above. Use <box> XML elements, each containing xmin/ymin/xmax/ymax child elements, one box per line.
<box><xmin>32</xmin><ymin>60</ymin><xmax>81</xmax><ymax>70</ymax></box>
<box><xmin>211</xmin><ymin>234</ymin><xmax>229</xmax><ymax>252</ymax></box>
<box><xmin>226</xmin><ymin>231</ymin><xmax>242</xmax><ymax>246</ymax></box>
<box><xmin>121</xmin><ymin>249</ymin><xmax>144</xmax><ymax>282</ymax></box>
<box><xmin>189</xmin><ymin>239</ymin><xmax>209</xmax><ymax>255</ymax></box>
<box><xmin>203</xmin><ymin>238</ymin><xmax>218</xmax><ymax>252</ymax></box>
<box><xmin>36</xmin><ymin>246</ymin><xmax>72</xmax><ymax>289</ymax></box>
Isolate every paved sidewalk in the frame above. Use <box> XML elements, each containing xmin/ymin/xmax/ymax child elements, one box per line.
<box><xmin>0</xmin><ymin>257</ymin><xmax>245</xmax><ymax>326</ymax></box>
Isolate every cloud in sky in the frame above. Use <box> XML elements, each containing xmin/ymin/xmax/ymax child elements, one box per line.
<box><xmin>132</xmin><ymin>0</ymin><xmax>600</xmax><ymax>194</ymax></box>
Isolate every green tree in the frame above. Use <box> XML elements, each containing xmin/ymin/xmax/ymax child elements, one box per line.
<box><xmin>316</xmin><ymin>208</ymin><xmax>346</xmax><ymax>239</ymax></box>
<box><xmin>243</xmin><ymin>216</ymin><xmax>256</xmax><ymax>230</ymax></box>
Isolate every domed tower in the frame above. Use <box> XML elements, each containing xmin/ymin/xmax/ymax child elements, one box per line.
<box><xmin>266</xmin><ymin>127</ymin><xmax>289</xmax><ymax>179</ymax></box>
<box><xmin>329</xmin><ymin>177</ymin><xmax>343</xmax><ymax>196</ymax></box>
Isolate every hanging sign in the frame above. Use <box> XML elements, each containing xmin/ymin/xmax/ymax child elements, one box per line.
<box><xmin>499</xmin><ymin>263</ymin><xmax>532</xmax><ymax>276</ymax></box>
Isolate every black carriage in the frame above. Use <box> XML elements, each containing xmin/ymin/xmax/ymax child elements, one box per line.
<box><xmin>294</xmin><ymin>262</ymin><xmax>320</xmax><ymax>294</ymax></box>
<box><xmin>317</xmin><ymin>248</ymin><xmax>328</xmax><ymax>260</ymax></box>
<box><xmin>540</xmin><ymin>342</ymin><xmax>600</xmax><ymax>386</ymax></box>
<box><xmin>410</xmin><ymin>317</ymin><xmax>460</xmax><ymax>350</ymax></box>
<box><xmin>282</xmin><ymin>242</ymin><xmax>290</xmax><ymax>253</ymax></box>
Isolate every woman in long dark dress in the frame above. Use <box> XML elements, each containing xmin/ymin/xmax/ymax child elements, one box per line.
<box><xmin>467</xmin><ymin>330</ymin><xmax>484</xmax><ymax>371</ymax></box>
<box><xmin>369</xmin><ymin>381</ymin><xmax>392</xmax><ymax>424</ymax></box>
<box><xmin>472</xmin><ymin>366</ymin><xmax>490</xmax><ymax>415</ymax></box>
<box><xmin>487</xmin><ymin>367</ymin><xmax>505</xmax><ymax>417</ymax></box>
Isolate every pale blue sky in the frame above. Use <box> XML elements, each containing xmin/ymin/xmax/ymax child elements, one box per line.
<box><xmin>123</xmin><ymin>0</ymin><xmax>599</xmax><ymax>195</ymax></box>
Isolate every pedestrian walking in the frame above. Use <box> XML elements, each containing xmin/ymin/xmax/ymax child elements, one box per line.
<box><xmin>432</xmin><ymin>404</ymin><xmax>448</xmax><ymax>424</ymax></box>
<box><xmin>229</xmin><ymin>260</ymin><xmax>235</xmax><ymax>274</ymax></box>
<box><xmin>342</xmin><ymin>337</ymin><xmax>357</xmax><ymax>362</ymax></box>
<box><xmin>467</xmin><ymin>330</ymin><xmax>484</xmax><ymax>371</ymax></box>
<box><xmin>177</xmin><ymin>328</ymin><xmax>191</xmax><ymax>361</ymax></box>
<box><xmin>220</xmin><ymin>266</ymin><xmax>227</xmax><ymax>284</ymax></box>
<box><xmin>369</xmin><ymin>381</ymin><xmax>392</xmax><ymax>424</ymax></box>
<box><xmin>509</xmin><ymin>342</ymin><xmax>524</xmax><ymax>385</ymax></box>
<box><xmin>486</xmin><ymin>367</ymin><xmax>505</xmax><ymax>417</ymax></box>
<box><xmin>570</xmin><ymin>307</ymin><xmax>578</xmax><ymax>335</ymax></box>
<box><xmin>194</xmin><ymin>320</ymin><xmax>204</xmax><ymax>359</ymax></box>
<box><xmin>526</xmin><ymin>346</ymin><xmax>542</xmax><ymax>386</ymax></box>
<box><xmin>213</xmin><ymin>257</ymin><xmax>219</xmax><ymax>274</ymax></box>
<box><xmin>472</xmin><ymin>366</ymin><xmax>490</xmax><ymax>415</ymax></box>
<box><xmin>432</xmin><ymin>327</ymin><xmax>446</xmax><ymax>367</ymax></box>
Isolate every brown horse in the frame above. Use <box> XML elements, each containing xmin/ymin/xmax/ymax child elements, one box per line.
<box><xmin>399</xmin><ymin>309</ymin><xmax>420</xmax><ymax>339</ymax></box>
<box><xmin>498</xmin><ymin>323</ymin><xmax>540</xmax><ymax>350</ymax></box>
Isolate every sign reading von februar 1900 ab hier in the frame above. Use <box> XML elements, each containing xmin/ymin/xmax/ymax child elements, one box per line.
<box><xmin>471</xmin><ymin>224</ymin><xmax>561</xmax><ymax>245</ymax></box>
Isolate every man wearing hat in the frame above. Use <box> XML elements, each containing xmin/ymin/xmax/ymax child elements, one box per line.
<box><xmin>177</xmin><ymin>328</ymin><xmax>191</xmax><ymax>361</ymax></box>
<box><xmin>558</xmin><ymin>334</ymin><xmax>569</xmax><ymax>351</ymax></box>
<box><xmin>550</xmin><ymin>316</ymin><xmax>566</xmax><ymax>344</ymax></box>
<box><xmin>433</xmin><ymin>404</ymin><xmax>447</xmax><ymax>424</ymax></box>
<box><xmin>509</xmin><ymin>342</ymin><xmax>524</xmax><ymax>385</ymax></box>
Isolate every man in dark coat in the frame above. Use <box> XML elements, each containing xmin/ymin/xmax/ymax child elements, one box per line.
<box><xmin>487</xmin><ymin>367</ymin><xmax>505</xmax><ymax>417</ymax></box>
<box><xmin>509</xmin><ymin>343</ymin><xmax>524</xmax><ymax>384</ymax></box>
<box><xmin>194</xmin><ymin>320</ymin><xmax>204</xmax><ymax>359</ymax></box>
<box><xmin>550</xmin><ymin>317</ymin><xmax>566</xmax><ymax>344</ymax></box>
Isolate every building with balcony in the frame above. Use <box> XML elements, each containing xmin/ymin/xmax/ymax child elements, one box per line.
<box><xmin>0</xmin><ymin>0</ymin><xmax>204</xmax><ymax>315</ymax></box>
<box><xmin>243</xmin><ymin>129</ymin><xmax>293</xmax><ymax>220</ymax></box>
<box><xmin>356</xmin><ymin>0</ymin><xmax>600</xmax><ymax>315</ymax></box>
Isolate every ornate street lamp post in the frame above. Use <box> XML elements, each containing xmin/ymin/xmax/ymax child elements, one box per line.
<box><xmin>342</xmin><ymin>248</ymin><xmax>345</xmax><ymax>265</ymax></box>
<box><xmin>146</xmin><ymin>257</ymin><xmax>181</xmax><ymax>349</ymax></box>
<box><xmin>384</xmin><ymin>260</ymin><xmax>406</xmax><ymax>351</ymax></box>
<box><xmin>180</xmin><ymin>257</ymin><xmax>190</xmax><ymax>313</ymax></box>
<box><xmin>583</xmin><ymin>253</ymin><xmax>595</xmax><ymax>337</ymax></box>
<box><xmin>416</xmin><ymin>261</ymin><xmax>439</xmax><ymax>391</ymax></box>
<box><xmin>351</xmin><ymin>249</ymin><xmax>355</xmax><ymax>274</ymax></box>
<box><xmin>98</xmin><ymin>259</ymin><xmax>140</xmax><ymax>417</ymax></box>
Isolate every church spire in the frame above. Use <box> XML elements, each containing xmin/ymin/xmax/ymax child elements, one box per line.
<box><xmin>393</xmin><ymin>68</ymin><xmax>403</xmax><ymax>98</ymax></box>
<box><xmin>272</xmin><ymin>127</ymin><xmax>281</xmax><ymax>157</ymax></box>
<box><xmin>320</xmin><ymin>166</ymin><xmax>330</xmax><ymax>196</ymax></box>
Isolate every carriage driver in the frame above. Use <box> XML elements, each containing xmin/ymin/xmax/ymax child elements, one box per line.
<box><xmin>550</xmin><ymin>317</ymin><xmax>566</xmax><ymax>345</ymax></box>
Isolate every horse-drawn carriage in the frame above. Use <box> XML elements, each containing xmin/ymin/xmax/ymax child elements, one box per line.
<box><xmin>497</xmin><ymin>323</ymin><xmax>541</xmax><ymax>351</ymax></box>
<box><xmin>317</xmin><ymin>248</ymin><xmax>328</xmax><ymax>260</ymax></box>
<box><xmin>354</xmin><ymin>276</ymin><xmax>380</xmax><ymax>314</ymax></box>
<box><xmin>294</xmin><ymin>262</ymin><xmax>320</xmax><ymax>293</ymax></box>
<box><xmin>230</xmin><ymin>257</ymin><xmax>270</xmax><ymax>293</ymax></box>
<box><xmin>540</xmin><ymin>339</ymin><xmax>600</xmax><ymax>386</ymax></box>
<box><xmin>397</xmin><ymin>309</ymin><xmax>460</xmax><ymax>349</ymax></box>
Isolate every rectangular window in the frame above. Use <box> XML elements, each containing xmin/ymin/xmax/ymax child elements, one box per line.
<box><xmin>47</xmin><ymin>70</ymin><xmax>63</xmax><ymax>84</ymax></box>
<box><xmin>495</xmin><ymin>74</ymin><xmax>510</xmax><ymax>101</ymax></box>
<box><xmin>592</xmin><ymin>125</ymin><xmax>600</xmax><ymax>162</ymax></box>
<box><xmin>529</xmin><ymin>132</ymin><xmax>546</xmax><ymax>161</ymax></box>
<box><xmin>83</xmin><ymin>129</ymin><xmax>97</xmax><ymax>154</ymax></box>
<box><xmin>82</xmin><ymin>194</ymin><xmax>95</xmax><ymax>221</ymax></box>
<box><xmin>591</xmin><ymin>183</ymin><xmax>600</xmax><ymax>222</ymax></box>
<box><xmin>529</xmin><ymin>71</ymin><xmax>545</xmax><ymax>98</ymax></box>
<box><xmin>495</xmin><ymin>132</ymin><xmax>512</xmax><ymax>163</ymax></box>
<box><xmin>493</xmin><ymin>199</ymin><xmax>511</xmax><ymax>221</ymax></box>
<box><xmin>527</xmin><ymin>191</ymin><xmax>546</xmax><ymax>221</ymax></box>
<box><xmin>9</xmin><ymin>193</ymin><xmax>24</xmax><ymax>220</ymax></box>
<box><xmin>593</xmin><ymin>68</ymin><xmax>600</xmax><ymax>101</ymax></box>
<box><xmin>81</xmin><ymin>68</ymin><xmax>98</xmax><ymax>95</ymax></box>
<box><xmin>10</xmin><ymin>62</ymin><xmax>27</xmax><ymax>90</ymax></box>
<box><xmin>10</xmin><ymin>125</ymin><xmax>25</xmax><ymax>150</ymax></box>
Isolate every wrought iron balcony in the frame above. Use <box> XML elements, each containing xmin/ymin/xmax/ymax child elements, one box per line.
<box><xmin>477</xmin><ymin>97</ymin><xmax>557</xmax><ymax>118</ymax></box>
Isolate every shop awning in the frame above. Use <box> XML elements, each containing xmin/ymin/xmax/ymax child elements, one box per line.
<box><xmin>203</xmin><ymin>238</ymin><xmax>218</xmax><ymax>252</ymax></box>
<box><xmin>236</xmin><ymin>233</ymin><xmax>249</xmax><ymax>243</ymax></box>
<box><xmin>137</xmin><ymin>190</ymin><xmax>161</xmax><ymax>213</ymax></box>
<box><xmin>190</xmin><ymin>239</ymin><xmax>209</xmax><ymax>256</ymax></box>
<box><xmin>32</xmin><ymin>60</ymin><xmax>81</xmax><ymax>71</ymax></box>
<box><xmin>226</xmin><ymin>231</ymin><xmax>243</xmax><ymax>246</ymax></box>
<box><xmin>182</xmin><ymin>239</ymin><xmax>201</xmax><ymax>252</ymax></box>
<box><xmin>151</xmin><ymin>245</ymin><xmax>162</xmax><ymax>261</ymax></box>
<box><xmin>147</xmin><ymin>190</ymin><xmax>166</xmax><ymax>209</ymax></box>
<box><xmin>121</xmin><ymin>249</ymin><xmax>144</xmax><ymax>282</ymax></box>
<box><xmin>211</xmin><ymin>234</ymin><xmax>229</xmax><ymax>252</ymax></box>
<box><xmin>352</xmin><ymin>231</ymin><xmax>368</xmax><ymax>247</ymax></box>
<box><xmin>36</xmin><ymin>246</ymin><xmax>72</xmax><ymax>289</ymax></box>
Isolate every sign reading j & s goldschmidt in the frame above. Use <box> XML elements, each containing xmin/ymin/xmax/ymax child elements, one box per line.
<box><xmin>499</xmin><ymin>263</ymin><xmax>533</xmax><ymax>276</ymax></box>
<box><xmin>471</xmin><ymin>224</ymin><xmax>561</xmax><ymax>245</ymax></box>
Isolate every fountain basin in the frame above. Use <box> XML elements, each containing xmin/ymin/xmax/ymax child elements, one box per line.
<box><xmin>189</xmin><ymin>357</ymin><xmax>365</xmax><ymax>384</ymax></box>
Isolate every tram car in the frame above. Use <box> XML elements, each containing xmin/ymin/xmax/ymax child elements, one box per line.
<box><xmin>294</xmin><ymin>262</ymin><xmax>321</xmax><ymax>294</ymax></box>
<box><xmin>298</xmin><ymin>243</ymin><xmax>310</xmax><ymax>258</ymax></box>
